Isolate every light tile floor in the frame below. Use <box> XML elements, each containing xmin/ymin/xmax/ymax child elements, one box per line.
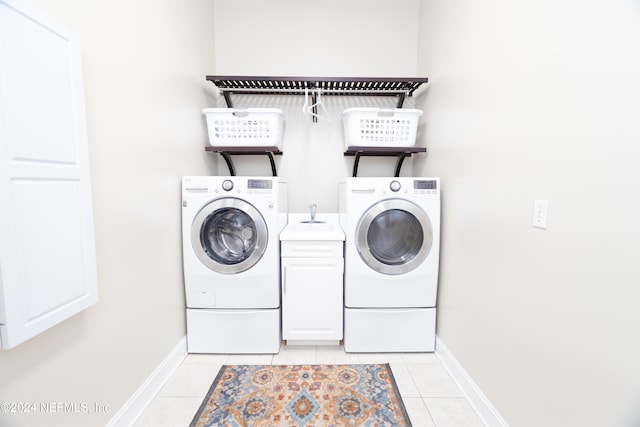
<box><xmin>134</xmin><ymin>344</ymin><xmax>485</xmax><ymax>426</ymax></box>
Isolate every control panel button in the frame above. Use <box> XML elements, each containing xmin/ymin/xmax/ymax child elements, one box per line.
<box><xmin>221</xmin><ymin>179</ymin><xmax>234</xmax><ymax>192</ymax></box>
<box><xmin>389</xmin><ymin>180</ymin><xmax>401</xmax><ymax>192</ymax></box>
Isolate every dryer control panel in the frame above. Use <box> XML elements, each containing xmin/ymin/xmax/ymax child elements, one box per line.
<box><xmin>413</xmin><ymin>179</ymin><xmax>438</xmax><ymax>195</ymax></box>
<box><xmin>346</xmin><ymin>177</ymin><xmax>439</xmax><ymax>199</ymax></box>
<box><xmin>414</xmin><ymin>179</ymin><xmax>437</xmax><ymax>190</ymax></box>
<box><xmin>248</xmin><ymin>179</ymin><xmax>273</xmax><ymax>189</ymax></box>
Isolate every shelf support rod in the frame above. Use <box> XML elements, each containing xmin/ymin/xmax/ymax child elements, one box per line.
<box><xmin>205</xmin><ymin>147</ymin><xmax>282</xmax><ymax>176</ymax></box>
<box><xmin>221</xmin><ymin>91</ymin><xmax>234</xmax><ymax>108</ymax></box>
<box><xmin>394</xmin><ymin>153</ymin><xmax>409</xmax><ymax>177</ymax></box>
<box><xmin>216</xmin><ymin>152</ymin><xmax>278</xmax><ymax>177</ymax></box>
<box><xmin>220</xmin><ymin>152</ymin><xmax>236</xmax><ymax>176</ymax></box>
<box><xmin>345</xmin><ymin>147</ymin><xmax>426</xmax><ymax>177</ymax></box>
<box><xmin>352</xmin><ymin>152</ymin><xmax>362</xmax><ymax>177</ymax></box>
<box><xmin>266</xmin><ymin>152</ymin><xmax>277</xmax><ymax>177</ymax></box>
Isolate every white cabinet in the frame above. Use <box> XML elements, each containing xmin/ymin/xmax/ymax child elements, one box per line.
<box><xmin>280</xmin><ymin>213</ymin><xmax>345</xmax><ymax>344</ymax></box>
<box><xmin>282</xmin><ymin>253</ymin><xmax>343</xmax><ymax>342</ymax></box>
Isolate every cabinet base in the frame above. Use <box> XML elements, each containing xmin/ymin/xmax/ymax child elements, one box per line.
<box><xmin>284</xmin><ymin>339</ymin><xmax>342</xmax><ymax>346</ymax></box>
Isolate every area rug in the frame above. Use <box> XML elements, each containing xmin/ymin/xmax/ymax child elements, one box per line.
<box><xmin>190</xmin><ymin>363</ymin><xmax>411</xmax><ymax>427</ymax></box>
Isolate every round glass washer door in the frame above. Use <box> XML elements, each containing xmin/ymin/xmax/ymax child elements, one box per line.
<box><xmin>356</xmin><ymin>199</ymin><xmax>433</xmax><ymax>275</ymax></box>
<box><xmin>191</xmin><ymin>198</ymin><xmax>268</xmax><ymax>274</ymax></box>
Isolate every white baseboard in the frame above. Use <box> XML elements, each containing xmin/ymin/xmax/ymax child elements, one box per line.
<box><xmin>107</xmin><ymin>337</ymin><xmax>187</xmax><ymax>427</ymax></box>
<box><xmin>435</xmin><ymin>336</ymin><xmax>509</xmax><ymax>427</ymax></box>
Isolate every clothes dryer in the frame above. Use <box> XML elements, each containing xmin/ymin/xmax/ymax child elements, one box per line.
<box><xmin>339</xmin><ymin>177</ymin><xmax>440</xmax><ymax>352</ymax></box>
<box><xmin>182</xmin><ymin>176</ymin><xmax>287</xmax><ymax>353</ymax></box>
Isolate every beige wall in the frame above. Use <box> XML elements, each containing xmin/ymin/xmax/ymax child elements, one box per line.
<box><xmin>213</xmin><ymin>0</ymin><xmax>420</xmax><ymax>77</ymax></box>
<box><xmin>417</xmin><ymin>1</ymin><xmax>640</xmax><ymax>426</ymax></box>
<box><xmin>211</xmin><ymin>0</ymin><xmax>423</xmax><ymax>213</ymax></box>
<box><xmin>0</xmin><ymin>0</ymin><xmax>215</xmax><ymax>425</ymax></box>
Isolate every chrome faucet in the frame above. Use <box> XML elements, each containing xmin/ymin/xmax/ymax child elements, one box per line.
<box><xmin>300</xmin><ymin>204</ymin><xmax>325</xmax><ymax>223</ymax></box>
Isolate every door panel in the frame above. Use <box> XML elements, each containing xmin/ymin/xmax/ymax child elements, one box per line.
<box><xmin>12</xmin><ymin>180</ymin><xmax>92</xmax><ymax>321</ymax></box>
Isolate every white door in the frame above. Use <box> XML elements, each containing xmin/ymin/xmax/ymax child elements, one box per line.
<box><xmin>356</xmin><ymin>198</ymin><xmax>433</xmax><ymax>275</ymax></box>
<box><xmin>0</xmin><ymin>0</ymin><xmax>98</xmax><ymax>349</ymax></box>
<box><xmin>282</xmin><ymin>257</ymin><xmax>344</xmax><ymax>341</ymax></box>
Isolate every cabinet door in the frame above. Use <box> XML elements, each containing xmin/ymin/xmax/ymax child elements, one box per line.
<box><xmin>0</xmin><ymin>0</ymin><xmax>98</xmax><ymax>349</ymax></box>
<box><xmin>282</xmin><ymin>257</ymin><xmax>343</xmax><ymax>341</ymax></box>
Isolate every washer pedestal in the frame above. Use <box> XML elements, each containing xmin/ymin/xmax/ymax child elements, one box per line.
<box><xmin>186</xmin><ymin>308</ymin><xmax>280</xmax><ymax>354</ymax></box>
<box><xmin>344</xmin><ymin>307</ymin><xmax>436</xmax><ymax>353</ymax></box>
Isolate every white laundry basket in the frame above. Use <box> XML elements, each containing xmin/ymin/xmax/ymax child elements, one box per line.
<box><xmin>203</xmin><ymin>108</ymin><xmax>284</xmax><ymax>148</ymax></box>
<box><xmin>342</xmin><ymin>108</ymin><xmax>422</xmax><ymax>149</ymax></box>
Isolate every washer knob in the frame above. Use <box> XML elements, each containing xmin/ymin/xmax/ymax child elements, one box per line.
<box><xmin>221</xmin><ymin>179</ymin><xmax>234</xmax><ymax>192</ymax></box>
<box><xmin>389</xmin><ymin>180</ymin><xmax>401</xmax><ymax>192</ymax></box>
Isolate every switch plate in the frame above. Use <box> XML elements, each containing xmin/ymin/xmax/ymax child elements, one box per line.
<box><xmin>533</xmin><ymin>200</ymin><xmax>548</xmax><ymax>229</ymax></box>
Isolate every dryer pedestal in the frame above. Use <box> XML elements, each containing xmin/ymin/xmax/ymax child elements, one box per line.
<box><xmin>186</xmin><ymin>308</ymin><xmax>280</xmax><ymax>354</ymax></box>
<box><xmin>344</xmin><ymin>307</ymin><xmax>436</xmax><ymax>353</ymax></box>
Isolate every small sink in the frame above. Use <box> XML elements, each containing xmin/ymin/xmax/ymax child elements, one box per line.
<box><xmin>280</xmin><ymin>214</ymin><xmax>345</xmax><ymax>241</ymax></box>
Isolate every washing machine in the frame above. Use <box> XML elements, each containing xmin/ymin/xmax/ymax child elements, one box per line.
<box><xmin>182</xmin><ymin>176</ymin><xmax>287</xmax><ymax>353</ymax></box>
<box><xmin>339</xmin><ymin>177</ymin><xmax>440</xmax><ymax>352</ymax></box>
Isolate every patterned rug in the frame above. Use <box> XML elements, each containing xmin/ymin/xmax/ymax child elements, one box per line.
<box><xmin>190</xmin><ymin>364</ymin><xmax>411</xmax><ymax>427</ymax></box>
